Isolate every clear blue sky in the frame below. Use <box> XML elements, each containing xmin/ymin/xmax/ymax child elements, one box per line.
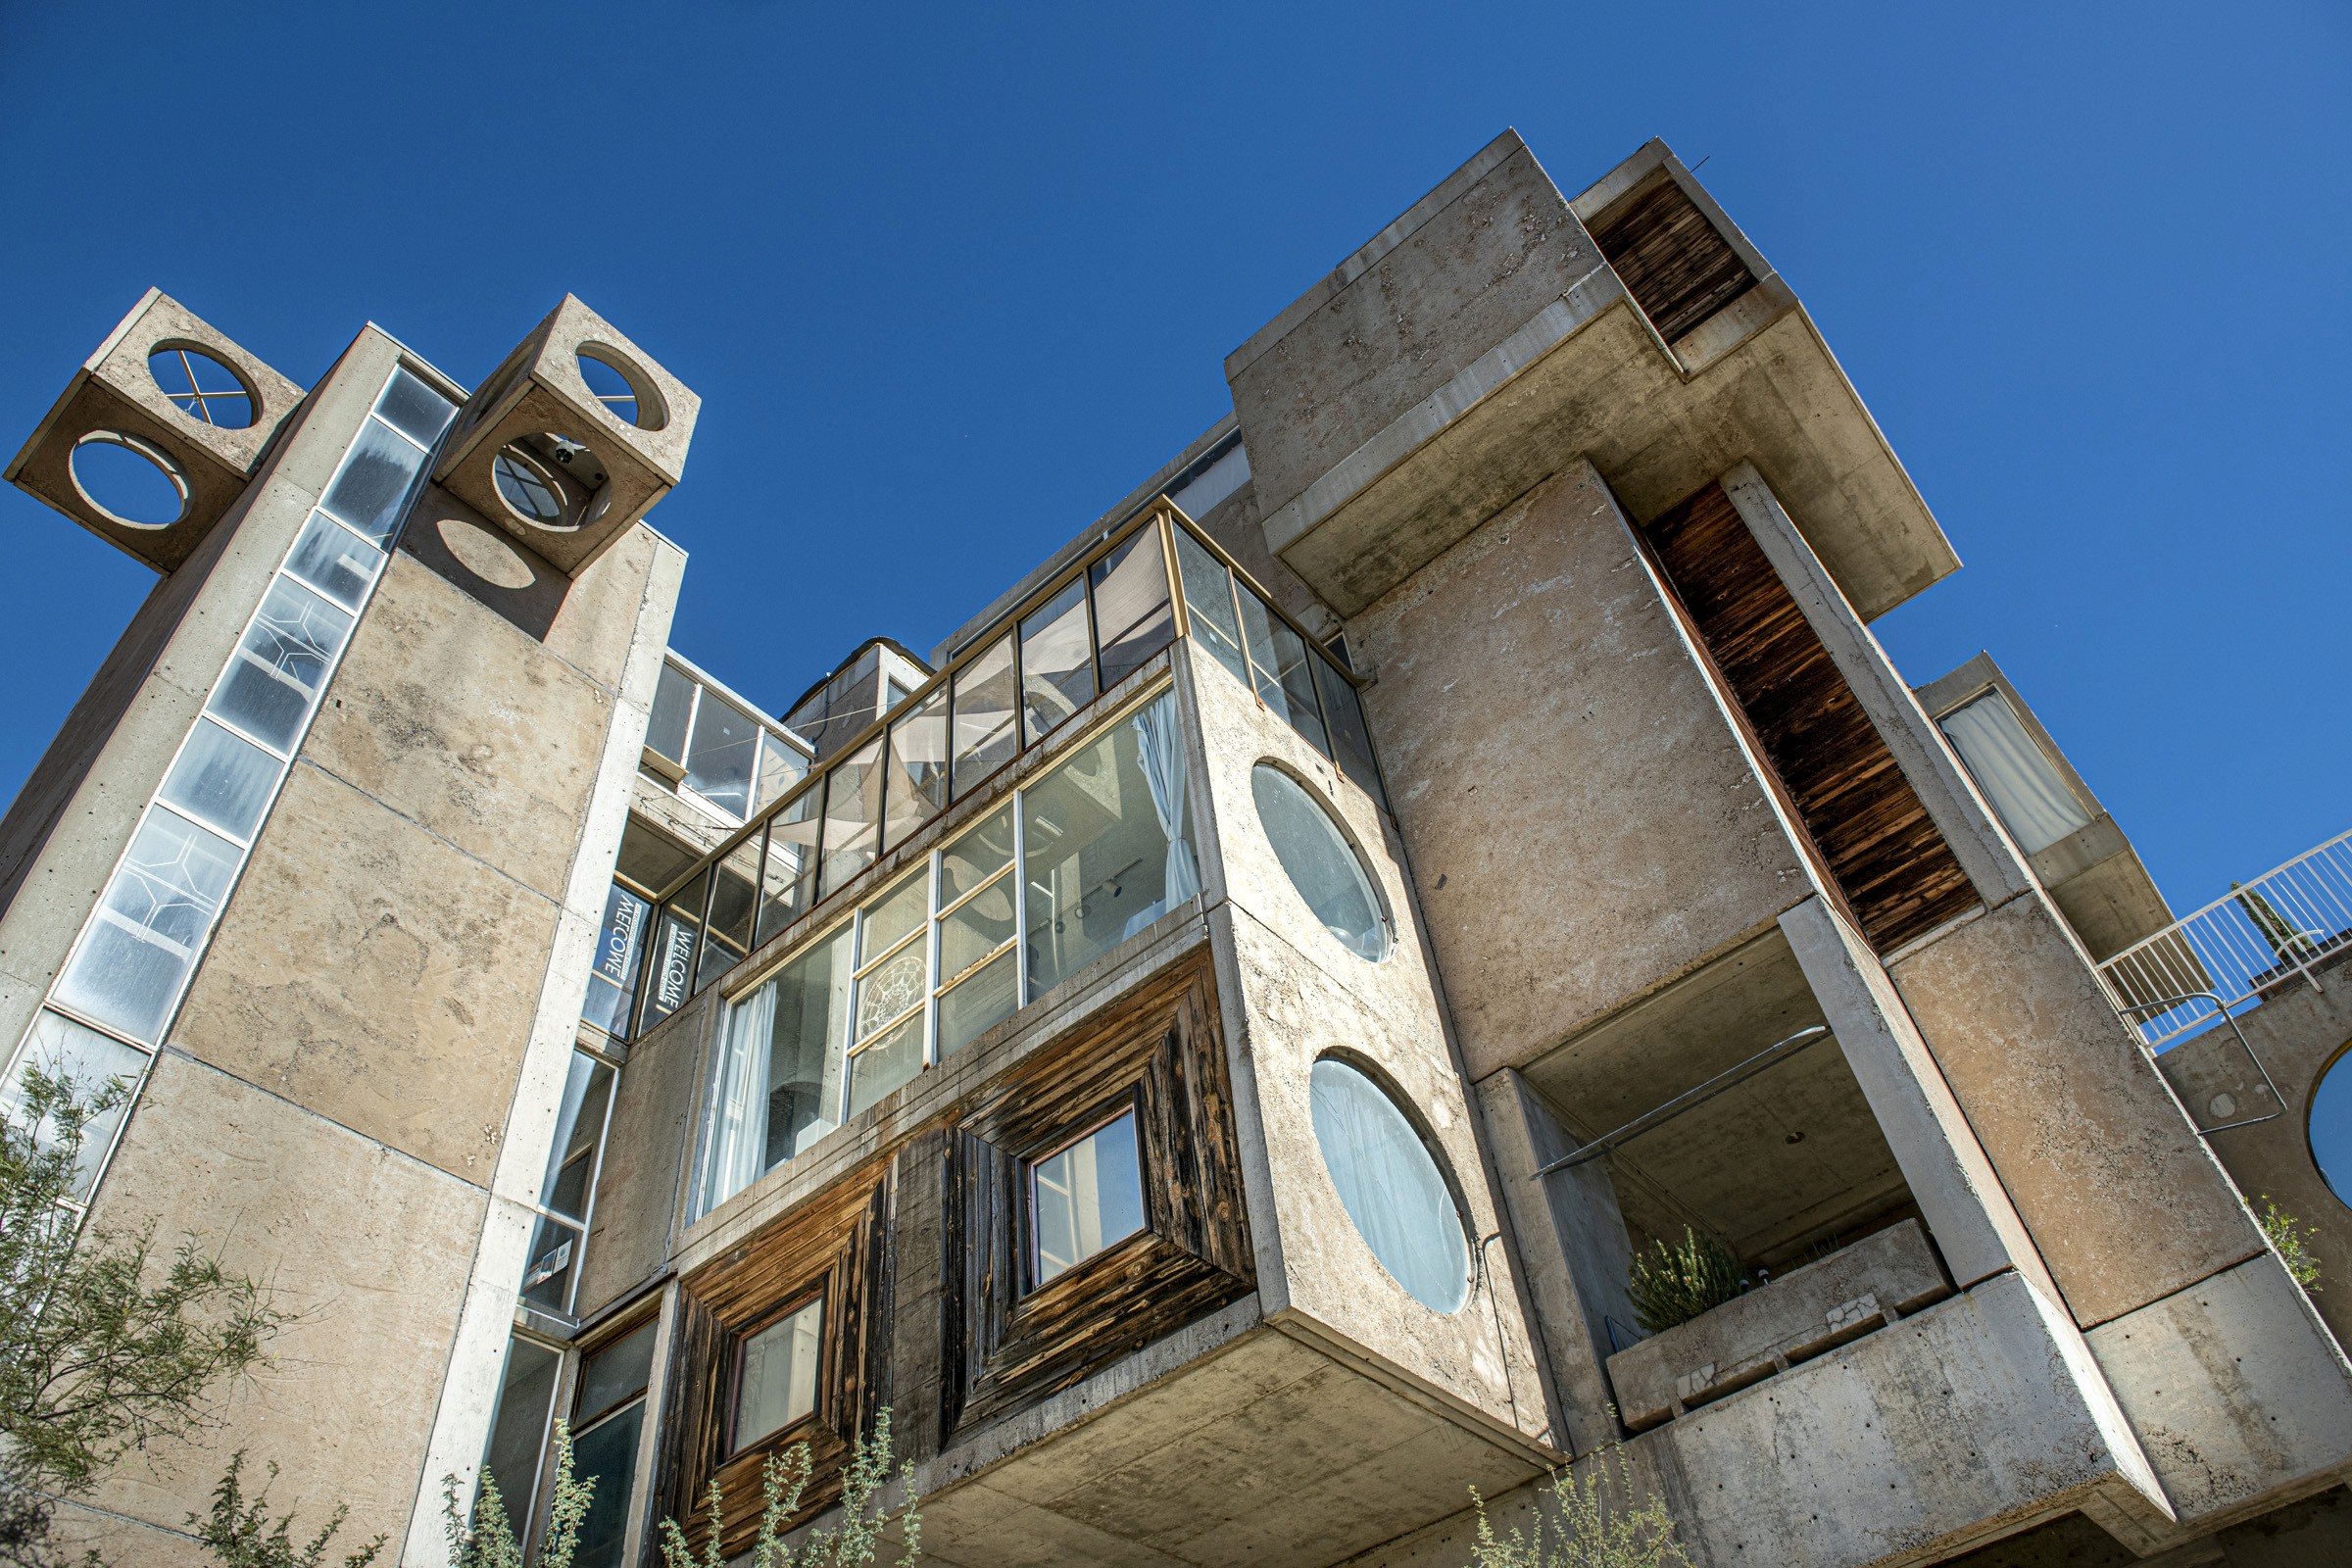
<box><xmin>0</xmin><ymin>2</ymin><xmax>2344</xmax><ymax>921</ymax></box>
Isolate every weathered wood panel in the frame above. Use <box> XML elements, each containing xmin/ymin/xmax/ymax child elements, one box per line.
<box><xmin>1643</xmin><ymin>483</ymin><xmax>1978</xmax><ymax>952</ymax></box>
<box><xmin>1588</xmin><ymin>173</ymin><xmax>1756</xmax><ymax>345</ymax></box>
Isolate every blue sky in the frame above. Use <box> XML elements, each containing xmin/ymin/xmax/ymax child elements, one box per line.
<box><xmin>0</xmin><ymin>0</ymin><xmax>2344</xmax><ymax>923</ymax></box>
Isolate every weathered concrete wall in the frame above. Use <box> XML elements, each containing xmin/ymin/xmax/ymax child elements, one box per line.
<box><xmin>1888</xmin><ymin>895</ymin><xmax>2268</xmax><ymax>1328</ymax></box>
<box><xmin>577</xmin><ymin>978</ymin><xmax>717</xmax><ymax>1317</ymax></box>
<box><xmin>1348</xmin><ymin>461</ymin><xmax>1811</xmax><ymax>1079</ymax></box>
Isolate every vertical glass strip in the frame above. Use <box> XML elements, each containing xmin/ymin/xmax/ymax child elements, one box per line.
<box><xmin>1173</xmin><ymin>528</ymin><xmax>1249</xmax><ymax>683</ymax></box>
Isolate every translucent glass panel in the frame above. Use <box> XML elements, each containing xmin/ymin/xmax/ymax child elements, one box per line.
<box><xmin>480</xmin><ymin>1335</ymin><xmax>562</xmax><ymax>1546</ymax></box>
<box><xmin>734</xmin><ymin>1298</ymin><xmax>822</xmax><ymax>1451</ymax></box>
<box><xmin>581</xmin><ymin>883</ymin><xmax>650</xmax><ymax>1037</ymax></box>
<box><xmin>757</xmin><ymin>790</ymin><xmax>820</xmax><ymax>949</ymax></box>
<box><xmin>1238</xmin><ymin>592</ymin><xmax>1329</xmax><ymax>757</ymax></box>
<box><xmin>1308</xmin><ymin>1058</ymin><xmax>1469</xmax><ymax>1313</ymax></box>
<box><xmin>1250</xmin><ymin>765</ymin><xmax>1390</xmax><ymax>961</ymax></box>
<box><xmin>1030</xmin><ymin>1109</ymin><xmax>1145</xmax><ymax>1287</ymax></box>
<box><xmin>646</xmin><ymin>663</ymin><xmax>696</xmax><ymax>762</ymax></box>
<box><xmin>321</xmin><ymin>417</ymin><xmax>431</xmax><ymax>544</ymax></box>
<box><xmin>0</xmin><ymin>1010</ymin><xmax>147</xmax><ymax>1201</ymax></box>
<box><xmin>1937</xmin><ymin>691</ymin><xmax>2092</xmax><ymax>856</ymax></box>
<box><xmin>284</xmin><ymin>510</ymin><xmax>383</xmax><ymax>611</ymax></box>
<box><xmin>644</xmin><ymin>661</ymin><xmax>807</xmax><ymax>825</ymax></box>
<box><xmin>702</xmin><ymin>926</ymin><xmax>853</xmax><ymax>1212</ymax></box>
<box><xmin>1020</xmin><ymin>578</ymin><xmax>1095</xmax><ymax>745</ymax></box>
<box><xmin>685</xmin><ymin>690</ymin><xmax>765</xmax><ymax>819</ymax></box>
<box><xmin>819</xmin><ymin>737</ymin><xmax>884</xmax><ymax>897</ymax></box>
<box><xmin>1172</xmin><ymin>528</ymin><xmax>1249</xmax><ymax>683</ymax></box>
<box><xmin>936</xmin><ymin>806</ymin><xmax>1016</xmax><ymax>1056</ymax></box>
<box><xmin>375</xmin><ymin>367</ymin><xmax>459</xmax><ymax>449</ymax></box>
<box><xmin>160</xmin><ymin>719</ymin><xmax>280</xmax><ymax>842</ymax></box>
<box><xmin>699</xmin><ymin>834</ymin><xmax>762</xmax><ymax>991</ymax></box>
<box><xmin>882</xmin><ymin>685</ymin><xmax>949</xmax><ymax>851</ymax></box>
<box><xmin>849</xmin><ymin>873</ymin><xmax>928</xmax><ymax>1116</ymax></box>
<box><xmin>950</xmin><ymin>634</ymin><xmax>1018</xmax><ymax>798</ymax></box>
<box><xmin>54</xmin><ymin>809</ymin><xmax>241</xmax><ymax>1043</ymax></box>
<box><xmin>1088</xmin><ymin>529</ymin><xmax>1175</xmax><ymax>690</ymax></box>
<box><xmin>209</xmin><ymin>578</ymin><xmax>353</xmax><ymax>754</ymax></box>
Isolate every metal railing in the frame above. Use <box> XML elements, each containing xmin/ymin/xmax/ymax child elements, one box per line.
<box><xmin>2096</xmin><ymin>830</ymin><xmax>2352</xmax><ymax>1048</ymax></box>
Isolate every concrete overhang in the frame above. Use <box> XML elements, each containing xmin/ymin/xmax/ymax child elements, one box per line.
<box><xmin>1235</xmin><ymin>136</ymin><xmax>1960</xmax><ymax>621</ymax></box>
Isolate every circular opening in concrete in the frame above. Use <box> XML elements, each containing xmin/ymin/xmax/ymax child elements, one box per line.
<box><xmin>1250</xmin><ymin>762</ymin><xmax>1390</xmax><ymax>961</ymax></box>
<box><xmin>491</xmin><ymin>433</ymin><xmax>606</xmax><ymax>532</ymax></box>
<box><xmin>1309</xmin><ymin>1056</ymin><xmax>1469</xmax><ymax>1313</ymax></box>
<box><xmin>576</xmin><ymin>345</ymin><xmax>666</xmax><ymax>432</ymax></box>
<box><xmin>2310</xmin><ymin>1050</ymin><xmax>2352</xmax><ymax>1210</ymax></box>
<box><xmin>148</xmin><ymin>343</ymin><xmax>257</xmax><ymax>429</ymax></box>
<box><xmin>70</xmin><ymin>431</ymin><xmax>189</xmax><ymax>529</ymax></box>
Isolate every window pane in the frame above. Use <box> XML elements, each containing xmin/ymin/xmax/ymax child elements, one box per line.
<box><xmin>756</xmin><ymin>790</ymin><xmax>819</xmax><ymax>948</ymax></box>
<box><xmin>283</xmin><ymin>510</ymin><xmax>382</xmax><ymax>611</ymax></box>
<box><xmin>817</xmin><ymin>738</ymin><xmax>883</xmax><ymax>898</ymax></box>
<box><xmin>1020</xmin><ymin>578</ymin><xmax>1095</xmax><ymax>745</ymax></box>
<box><xmin>1938</xmin><ymin>692</ymin><xmax>2092</xmax><ymax>855</ymax></box>
<box><xmin>940</xmin><ymin>804</ymin><xmax>1013</xmax><ymax>906</ymax></box>
<box><xmin>855</xmin><ymin>940</ymin><xmax>924</xmax><ymax>1044</ymax></box>
<box><xmin>846</xmin><ymin>1011</ymin><xmax>923</xmax><ymax>1118</ymax></box>
<box><xmin>699</xmin><ymin>834</ymin><xmax>762</xmax><ymax>992</ymax></box>
<box><xmin>55</xmin><ymin>809</ymin><xmax>242</xmax><ymax>1043</ymax></box>
<box><xmin>160</xmin><ymin>717</ymin><xmax>283</xmax><ymax>841</ymax></box>
<box><xmin>1312</xmin><ymin>654</ymin><xmax>1385</xmax><ymax>805</ymax></box>
<box><xmin>581</xmin><ymin>883</ymin><xmax>650</xmax><ymax>1037</ymax></box>
<box><xmin>940</xmin><ymin>873</ymin><xmax>1014</xmax><ymax>982</ymax></box>
<box><xmin>538</xmin><ymin>1054</ymin><xmax>614</xmax><ymax>1221</ymax></box>
<box><xmin>320</xmin><ymin>417</ymin><xmax>427</xmax><ymax>544</ymax></box>
<box><xmin>950</xmin><ymin>635</ymin><xmax>1017</xmax><ymax>798</ymax></box>
<box><xmin>578</xmin><ymin>1320</ymin><xmax>659</xmax><ymax>1419</ymax></box>
<box><xmin>0</xmin><ymin>1011</ymin><xmax>147</xmax><ymax>1200</ymax></box>
<box><xmin>685</xmin><ymin>692</ymin><xmax>763</xmax><ymax>820</ymax></box>
<box><xmin>519</xmin><ymin>1214</ymin><xmax>583</xmax><ymax>1312</ymax></box>
<box><xmin>1088</xmin><ymin>529</ymin><xmax>1175</xmax><ymax>690</ymax></box>
<box><xmin>938</xmin><ymin>949</ymin><xmax>1016</xmax><ymax>1057</ymax></box>
<box><xmin>646</xmin><ymin>665</ymin><xmax>696</xmax><ymax>763</ymax></box>
<box><xmin>208</xmin><ymin>577</ymin><xmax>354</xmax><ymax>755</ymax></box>
<box><xmin>375</xmin><ymin>368</ymin><xmax>457</xmax><ymax>449</ymax></box>
<box><xmin>755</xmin><ymin>733</ymin><xmax>807</xmax><ymax>814</ymax></box>
<box><xmin>882</xmin><ymin>685</ymin><xmax>949</xmax><ymax>851</ymax></box>
<box><xmin>639</xmin><ymin>871</ymin><xmax>707</xmax><ymax>1029</ymax></box>
<box><xmin>1251</xmin><ymin>764</ymin><xmax>1389</xmax><ymax>961</ymax></box>
<box><xmin>569</xmin><ymin>1399</ymin><xmax>644</xmax><ymax>1568</ymax></box>
<box><xmin>703</xmin><ymin>927</ymin><xmax>851</xmax><ymax>1210</ymax></box>
<box><xmin>1031</xmin><ymin>1110</ymin><xmax>1145</xmax><ymax>1286</ymax></box>
<box><xmin>860</xmin><ymin>871</ymin><xmax>927</xmax><ymax>958</ymax></box>
<box><xmin>1020</xmin><ymin>693</ymin><xmax>1198</xmax><ymax>1000</ymax></box>
<box><xmin>1308</xmin><ymin>1059</ymin><xmax>1469</xmax><ymax>1312</ymax></box>
<box><xmin>734</xmin><ymin>1298</ymin><xmax>822</xmax><ymax>1451</ymax></box>
<box><xmin>480</xmin><ymin>1336</ymin><xmax>561</xmax><ymax>1547</ymax></box>
<box><xmin>1238</xmin><ymin>588</ymin><xmax>1330</xmax><ymax>757</ymax></box>
<box><xmin>1173</xmin><ymin>529</ymin><xmax>1249</xmax><ymax>684</ymax></box>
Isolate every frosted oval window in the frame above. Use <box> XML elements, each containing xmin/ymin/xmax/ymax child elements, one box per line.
<box><xmin>1308</xmin><ymin>1057</ymin><xmax>1468</xmax><ymax>1312</ymax></box>
<box><xmin>1251</xmin><ymin>764</ymin><xmax>1388</xmax><ymax>960</ymax></box>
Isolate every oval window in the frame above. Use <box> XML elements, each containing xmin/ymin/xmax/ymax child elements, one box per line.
<box><xmin>1251</xmin><ymin>764</ymin><xmax>1388</xmax><ymax>960</ymax></box>
<box><xmin>1308</xmin><ymin>1057</ymin><xmax>1469</xmax><ymax>1312</ymax></box>
<box><xmin>2311</xmin><ymin>1049</ymin><xmax>2352</xmax><ymax>1208</ymax></box>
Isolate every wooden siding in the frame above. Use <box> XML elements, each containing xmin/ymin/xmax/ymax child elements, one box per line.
<box><xmin>1643</xmin><ymin>483</ymin><xmax>1978</xmax><ymax>952</ymax></box>
<box><xmin>1589</xmin><ymin>173</ymin><xmax>1756</xmax><ymax>345</ymax></box>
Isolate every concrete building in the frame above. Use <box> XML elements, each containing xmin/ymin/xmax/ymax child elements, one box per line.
<box><xmin>6</xmin><ymin>132</ymin><xmax>2352</xmax><ymax>1567</ymax></box>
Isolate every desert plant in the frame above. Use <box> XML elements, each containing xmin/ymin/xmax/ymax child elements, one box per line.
<box><xmin>1624</xmin><ymin>1227</ymin><xmax>1746</xmax><ymax>1334</ymax></box>
<box><xmin>190</xmin><ymin>1451</ymin><xmax>383</xmax><ymax>1567</ymax></box>
<box><xmin>440</xmin><ymin>1420</ymin><xmax>594</xmax><ymax>1568</ymax></box>
<box><xmin>657</xmin><ymin>1408</ymin><xmax>920</xmax><ymax>1568</ymax></box>
<box><xmin>1466</xmin><ymin>1444</ymin><xmax>1690</xmax><ymax>1568</ymax></box>
<box><xmin>2234</xmin><ymin>881</ymin><xmax>2318</xmax><ymax>964</ymax></box>
<box><xmin>2259</xmin><ymin>1196</ymin><xmax>2323</xmax><ymax>1292</ymax></box>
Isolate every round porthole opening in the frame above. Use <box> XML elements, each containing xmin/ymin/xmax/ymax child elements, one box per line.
<box><xmin>69</xmin><ymin>431</ymin><xmax>190</xmax><ymax>529</ymax></box>
<box><xmin>491</xmin><ymin>433</ymin><xmax>606</xmax><ymax>532</ymax></box>
<box><xmin>148</xmin><ymin>343</ymin><xmax>257</xmax><ymax>429</ymax></box>
<box><xmin>1250</xmin><ymin>763</ymin><xmax>1390</xmax><ymax>960</ymax></box>
<box><xmin>1309</xmin><ymin>1056</ymin><xmax>1470</xmax><ymax>1312</ymax></box>
<box><xmin>576</xmin><ymin>345</ymin><xmax>667</xmax><ymax>432</ymax></box>
<box><xmin>2309</xmin><ymin>1047</ymin><xmax>2352</xmax><ymax>1210</ymax></box>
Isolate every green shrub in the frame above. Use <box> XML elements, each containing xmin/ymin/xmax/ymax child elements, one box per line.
<box><xmin>658</xmin><ymin>1408</ymin><xmax>919</xmax><ymax>1568</ymax></box>
<box><xmin>1466</xmin><ymin>1444</ymin><xmax>1690</xmax><ymax>1568</ymax></box>
<box><xmin>440</xmin><ymin>1420</ymin><xmax>593</xmax><ymax>1568</ymax></box>
<box><xmin>2259</xmin><ymin>1196</ymin><xmax>2323</xmax><ymax>1292</ymax></box>
<box><xmin>189</xmin><ymin>1452</ymin><xmax>382</xmax><ymax>1568</ymax></box>
<box><xmin>1625</xmin><ymin>1227</ymin><xmax>1746</xmax><ymax>1334</ymax></box>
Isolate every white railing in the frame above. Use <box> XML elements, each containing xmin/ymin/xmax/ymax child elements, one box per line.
<box><xmin>2097</xmin><ymin>830</ymin><xmax>2352</xmax><ymax>1048</ymax></box>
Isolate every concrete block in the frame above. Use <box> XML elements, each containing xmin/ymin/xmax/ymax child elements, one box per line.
<box><xmin>1605</xmin><ymin>1218</ymin><xmax>1951</xmax><ymax>1431</ymax></box>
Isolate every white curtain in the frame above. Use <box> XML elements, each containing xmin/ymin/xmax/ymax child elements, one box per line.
<box><xmin>1308</xmin><ymin>1059</ymin><xmax>1467</xmax><ymax>1312</ymax></box>
<box><xmin>1131</xmin><ymin>695</ymin><xmax>1200</xmax><ymax>906</ymax></box>
<box><xmin>701</xmin><ymin>981</ymin><xmax>776</xmax><ymax>1213</ymax></box>
<box><xmin>1938</xmin><ymin>692</ymin><xmax>2091</xmax><ymax>856</ymax></box>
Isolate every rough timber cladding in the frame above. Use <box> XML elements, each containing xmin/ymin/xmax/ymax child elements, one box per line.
<box><xmin>7</xmin><ymin>127</ymin><xmax>2352</xmax><ymax>1568</ymax></box>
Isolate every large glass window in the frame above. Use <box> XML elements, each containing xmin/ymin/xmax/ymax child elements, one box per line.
<box><xmin>1088</xmin><ymin>529</ymin><xmax>1175</xmax><ymax>690</ymax></box>
<box><xmin>1308</xmin><ymin>1058</ymin><xmax>1469</xmax><ymax>1313</ymax></box>
<box><xmin>571</xmin><ymin>1321</ymin><xmax>657</xmax><ymax>1568</ymax></box>
<box><xmin>702</xmin><ymin>925</ymin><xmax>853</xmax><ymax>1213</ymax></box>
<box><xmin>1937</xmin><ymin>691</ymin><xmax>2092</xmax><ymax>856</ymax></box>
<box><xmin>936</xmin><ymin>806</ymin><xmax>1017</xmax><ymax>1056</ymax></box>
<box><xmin>479</xmin><ymin>1335</ymin><xmax>562</xmax><ymax>1546</ymax></box>
<box><xmin>733</xmin><ymin>1297</ymin><xmax>822</xmax><ymax>1452</ymax></box>
<box><xmin>642</xmin><ymin>660</ymin><xmax>808</xmax><ymax>826</ymax></box>
<box><xmin>581</xmin><ymin>883</ymin><xmax>649</xmax><ymax>1038</ymax></box>
<box><xmin>519</xmin><ymin>1051</ymin><xmax>615</xmax><ymax>1315</ymax></box>
<box><xmin>1020</xmin><ymin>577</ymin><xmax>1096</xmax><ymax>745</ymax></box>
<box><xmin>950</xmin><ymin>634</ymin><xmax>1018</xmax><ymax>798</ymax></box>
<box><xmin>0</xmin><ymin>1010</ymin><xmax>148</xmax><ymax>1202</ymax></box>
<box><xmin>1250</xmin><ymin>764</ymin><xmax>1390</xmax><ymax>962</ymax></box>
<box><xmin>1029</xmin><ymin>1109</ymin><xmax>1145</xmax><ymax>1286</ymax></box>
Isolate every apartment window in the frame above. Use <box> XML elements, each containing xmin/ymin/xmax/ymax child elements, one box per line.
<box><xmin>700</xmin><ymin>690</ymin><xmax>1196</xmax><ymax>1215</ymax></box>
<box><xmin>1029</xmin><ymin>1108</ymin><xmax>1146</xmax><ymax>1287</ymax></box>
<box><xmin>571</xmin><ymin>1320</ymin><xmax>658</xmax><ymax>1568</ymax></box>
<box><xmin>1307</xmin><ymin>1058</ymin><xmax>1468</xmax><ymax>1313</ymax></box>
<box><xmin>519</xmin><ymin>1051</ymin><xmax>616</xmax><ymax>1315</ymax></box>
<box><xmin>478</xmin><ymin>1334</ymin><xmax>563</xmax><ymax>1546</ymax></box>
<box><xmin>644</xmin><ymin>660</ymin><xmax>807</xmax><ymax>825</ymax></box>
<box><xmin>1250</xmin><ymin>764</ymin><xmax>1390</xmax><ymax>962</ymax></box>
<box><xmin>0</xmin><ymin>1011</ymin><xmax>149</xmax><ymax>1202</ymax></box>
<box><xmin>1936</xmin><ymin>691</ymin><xmax>2092</xmax><ymax>857</ymax></box>
<box><xmin>732</xmin><ymin>1296</ymin><xmax>823</xmax><ymax>1452</ymax></box>
<box><xmin>581</xmin><ymin>883</ymin><xmax>650</xmax><ymax>1038</ymax></box>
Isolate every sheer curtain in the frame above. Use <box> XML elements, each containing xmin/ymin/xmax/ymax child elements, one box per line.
<box><xmin>1937</xmin><ymin>692</ymin><xmax>2090</xmax><ymax>856</ymax></box>
<box><xmin>1307</xmin><ymin>1058</ymin><xmax>1467</xmax><ymax>1312</ymax></box>
<box><xmin>1131</xmin><ymin>694</ymin><xmax>1200</xmax><ymax>906</ymax></box>
<box><xmin>701</xmin><ymin>982</ymin><xmax>775</xmax><ymax>1213</ymax></box>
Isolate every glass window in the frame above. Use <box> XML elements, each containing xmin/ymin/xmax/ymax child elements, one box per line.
<box><xmin>1173</xmin><ymin>528</ymin><xmax>1249</xmax><ymax>684</ymax></box>
<box><xmin>685</xmin><ymin>691</ymin><xmax>763</xmax><ymax>819</ymax></box>
<box><xmin>848</xmin><ymin>874</ymin><xmax>928</xmax><ymax>1117</ymax></box>
<box><xmin>582</xmin><ymin>883</ymin><xmax>650</xmax><ymax>1038</ymax></box>
<box><xmin>882</xmin><ymin>685</ymin><xmax>949</xmax><ymax>851</ymax></box>
<box><xmin>1021</xmin><ymin>693</ymin><xmax>1199</xmax><ymax>1000</ymax></box>
<box><xmin>698</xmin><ymin>834</ymin><xmax>762</xmax><ymax>993</ymax></box>
<box><xmin>950</xmin><ymin>634</ymin><xmax>1018</xmax><ymax>799</ymax></box>
<box><xmin>616</xmin><ymin>818</ymin><xmax>695</xmax><ymax>897</ymax></box>
<box><xmin>1019</xmin><ymin>578</ymin><xmax>1095</xmax><ymax>745</ymax></box>
<box><xmin>0</xmin><ymin>1010</ymin><xmax>148</xmax><ymax>1201</ymax></box>
<box><xmin>160</xmin><ymin>717</ymin><xmax>283</xmax><ymax>842</ymax></box>
<box><xmin>733</xmin><ymin>1298</ymin><xmax>822</xmax><ymax>1452</ymax></box>
<box><xmin>375</xmin><ymin>368</ymin><xmax>458</xmax><ymax>450</ymax></box>
<box><xmin>571</xmin><ymin>1321</ymin><xmax>657</xmax><ymax>1568</ymax></box>
<box><xmin>755</xmin><ymin>732</ymin><xmax>806</xmax><ymax>814</ymax></box>
<box><xmin>645</xmin><ymin>664</ymin><xmax>696</xmax><ymax>764</ymax></box>
<box><xmin>521</xmin><ymin>1053</ymin><xmax>612</xmax><ymax>1313</ymax></box>
<box><xmin>54</xmin><ymin>808</ymin><xmax>242</xmax><ymax>1044</ymax></box>
<box><xmin>936</xmin><ymin>806</ymin><xmax>1016</xmax><ymax>1056</ymax></box>
<box><xmin>208</xmin><ymin>577</ymin><xmax>355</xmax><ymax>755</ymax></box>
<box><xmin>703</xmin><ymin>926</ymin><xmax>853</xmax><ymax>1213</ymax></box>
<box><xmin>756</xmin><ymin>789</ymin><xmax>819</xmax><ymax>949</ymax></box>
<box><xmin>1239</xmin><ymin>588</ymin><xmax>1330</xmax><ymax>757</ymax></box>
<box><xmin>1937</xmin><ymin>691</ymin><xmax>2092</xmax><ymax>856</ymax></box>
<box><xmin>519</xmin><ymin>1214</ymin><xmax>582</xmax><ymax>1314</ymax></box>
<box><xmin>1250</xmin><ymin>765</ymin><xmax>1389</xmax><ymax>961</ymax></box>
<box><xmin>1088</xmin><ymin>529</ymin><xmax>1175</xmax><ymax>691</ymax></box>
<box><xmin>320</xmin><ymin>417</ymin><xmax>428</xmax><ymax>545</ymax></box>
<box><xmin>1308</xmin><ymin>1058</ymin><xmax>1468</xmax><ymax>1313</ymax></box>
<box><xmin>479</xmin><ymin>1335</ymin><xmax>561</xmax><ymax>1548</ymax></box>
<box><xmin>579</xmin><ymin>1320</ymin><xmax>660</xmax><ymax>1421</ymax></box>
<box><xmin>1030</xmin><ymin>1109</ymin><xmax>1145</xmax><ymax>1286</ymax></box>
<box><xmin>283</xmin><ymin>510</ymin><xmax>383</xmax><ymax>612</ymax></box>
<box><xmin>639</xmin><ymin>870</ymin><xmax>708</xmax><ymax>1031</ymax></box>
<box><xmin>1311</xmin><ymin>655</ymin><xmax>1385</xmax><ymax>805</ymax></box>
<box><xmin>818</xmin><ymin>737</ymin><xmax>883</xmax><ymax>899</ymax></box>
